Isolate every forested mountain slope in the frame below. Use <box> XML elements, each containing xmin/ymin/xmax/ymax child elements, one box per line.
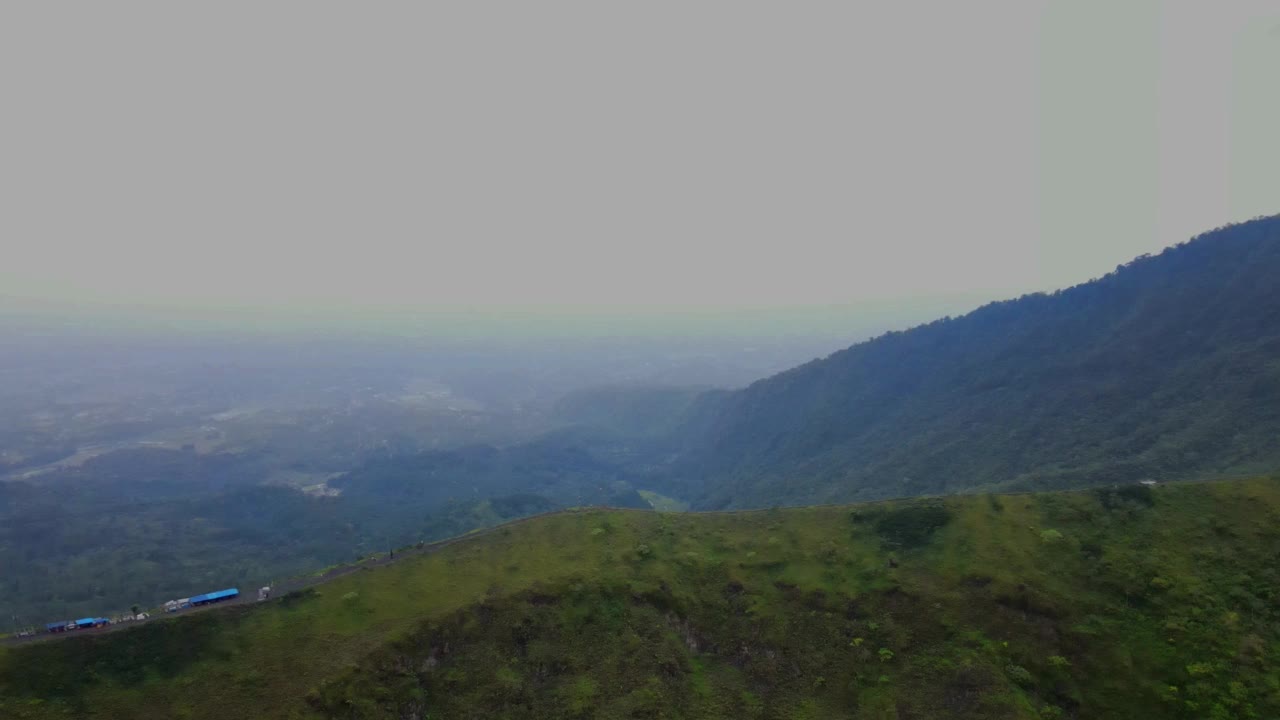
<box><xmin>4</xmin><ymin>478</ymin><xmax>1279</xmax><ymax>719</ymax></box>
<box><xmin>675</xmin><ymin>216</ymin><xmax>1280</xmax><ymax>508</ymax></box>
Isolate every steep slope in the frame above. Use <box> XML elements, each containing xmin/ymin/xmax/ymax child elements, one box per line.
<box><xmin>676</xmin><ymin>216</ymin><xmax>1280</xmax><ymax>508</ymax></box>
<box><xmin>3</xmin><ymin>478</ymin><xmax>1279</xmax><ymax>719</ymax></box>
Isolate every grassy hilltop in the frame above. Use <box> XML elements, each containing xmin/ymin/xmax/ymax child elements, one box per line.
<box><xmin>3</xmin><ymin>478</ymin><xmax>1280</xmax><ymax>719</ymax></box>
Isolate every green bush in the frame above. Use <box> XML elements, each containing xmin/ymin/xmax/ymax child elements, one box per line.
<box><xmin>873</xmin><ymin>505</ymin><xmax>952</xmax><ymax>548</ymax></box>
<box><xmin>1005</xmin><ymin>664</ymin><xmax>1034</xmax><ymax>686</ymax></box>
<box><xmin>1039</xmin><ymin>529</ymin><xmax>1064</xmax><ymax>543</ymax></box>
<box><xmin>1095</xmin><ymin>484</ymin><xmax>1156</xmax><ymax>511</ymax></box>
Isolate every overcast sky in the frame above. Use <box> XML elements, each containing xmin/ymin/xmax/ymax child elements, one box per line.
<box><xmin>1</xmin><ymin>1</ymin><xmax>1276</xmax><ymax>316</ymax></box>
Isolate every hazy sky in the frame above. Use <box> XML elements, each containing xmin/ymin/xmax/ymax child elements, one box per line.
<box><xmin>2</xmin><ymin>2</ymin><xmax>1277</xmax><ymax>314</ymax></box>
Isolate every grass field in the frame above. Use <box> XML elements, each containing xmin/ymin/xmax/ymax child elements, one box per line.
<box><xmin>3</xmin><ymin>478</ymin><xmax>1279</xmax><ymax>718</ymax></box>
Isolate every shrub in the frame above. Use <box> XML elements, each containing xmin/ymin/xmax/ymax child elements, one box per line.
<box><xmin>676</xmin><ymin>552</ymin><xmax>701</xmax><ymax>568</ymax></box>
<box><xmin>1005</xmin><ymin>664</ymin><xmax>1034</xmax><ymax>686</ymax></box>
<box><xmin>564</xmin><ymin>677</ymin><xmax>599</xmax><ymax>714</ymax></box>
<box><xmin>1095</xmin><ymin>484</ymin><xmax>1156</xmax><ymax>511</ymax></box>
<box><xmin>495</xmin><ymin>666</ymin><xmax>523</xmax><ymax>693</ymax></box>
<box><xmin>280</xmin><ymin>588</ymin><xmax>318</xmax><ymax>607</ymax></box>
<box><xmin>873</xmin><ymin>505</ymin><xmax>952</xmax><ymax>548</ymax></box>
<box><xmin>1186</xmin><ymin>662</ymin><xmax>1214</xmax><ymax>677</ymax></box>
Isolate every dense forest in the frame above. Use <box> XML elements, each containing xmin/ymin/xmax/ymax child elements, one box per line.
<box><xmin>657</xmin><ymin>216</ymin><xmax>1280</xmax><ymax>508</ymax></box>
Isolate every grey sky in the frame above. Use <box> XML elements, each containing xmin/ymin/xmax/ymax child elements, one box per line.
<box><xmin>2</xmin><ymin>2</ymin><xmax>1276</xmax><ymax>315</ymax></box>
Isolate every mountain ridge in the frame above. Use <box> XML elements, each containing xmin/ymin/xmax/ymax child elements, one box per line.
<box><xmin>659</xmin><ymin>215</ymin><xmax>1280</xmax><ymax>508</ymax></box>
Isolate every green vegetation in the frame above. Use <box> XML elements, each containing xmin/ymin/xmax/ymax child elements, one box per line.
<box><xmin>638</xmin><ymin>489</ymin><xmax>691</xmax><ymax>512</ymax></box>
<box><xmin>0</xmin><ymin>438</ymin><xmax>640</xmax><ymax>623</ymax></box>
<box><xmin>4</xmin><ymin>477</ymin><xmax>1280</xmax><ymax>719</ymax></box>
<box><xmin>665</xmin><ymin>216</ymin><xmax>1280</xmax><ymax>508</ymax></box>
<box><xmin>553</xmin><ymin>385</ymin><xmax>707</xmax><ymax>438</ymax></box>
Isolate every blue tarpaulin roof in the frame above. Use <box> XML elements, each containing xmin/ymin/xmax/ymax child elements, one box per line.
<box><xmin>75</xmin><ymin>617</ymin><xmax>96</xmax><ymax>625</ymax></box>
<box><xmin>191</xmin><ymin>588</ymin><xmax>239</xmax><ymax>603</ymax></box>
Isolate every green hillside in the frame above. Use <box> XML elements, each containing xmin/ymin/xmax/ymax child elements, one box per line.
<box><xmin>4</xmin><ymin>477</ymin><xmax>1279</xmax><ymax>719</ymax></box>
<box><xmin>661</xmin><ymin>216</ymin><xmax>1280</xmax><ymax>508</ymax></box>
